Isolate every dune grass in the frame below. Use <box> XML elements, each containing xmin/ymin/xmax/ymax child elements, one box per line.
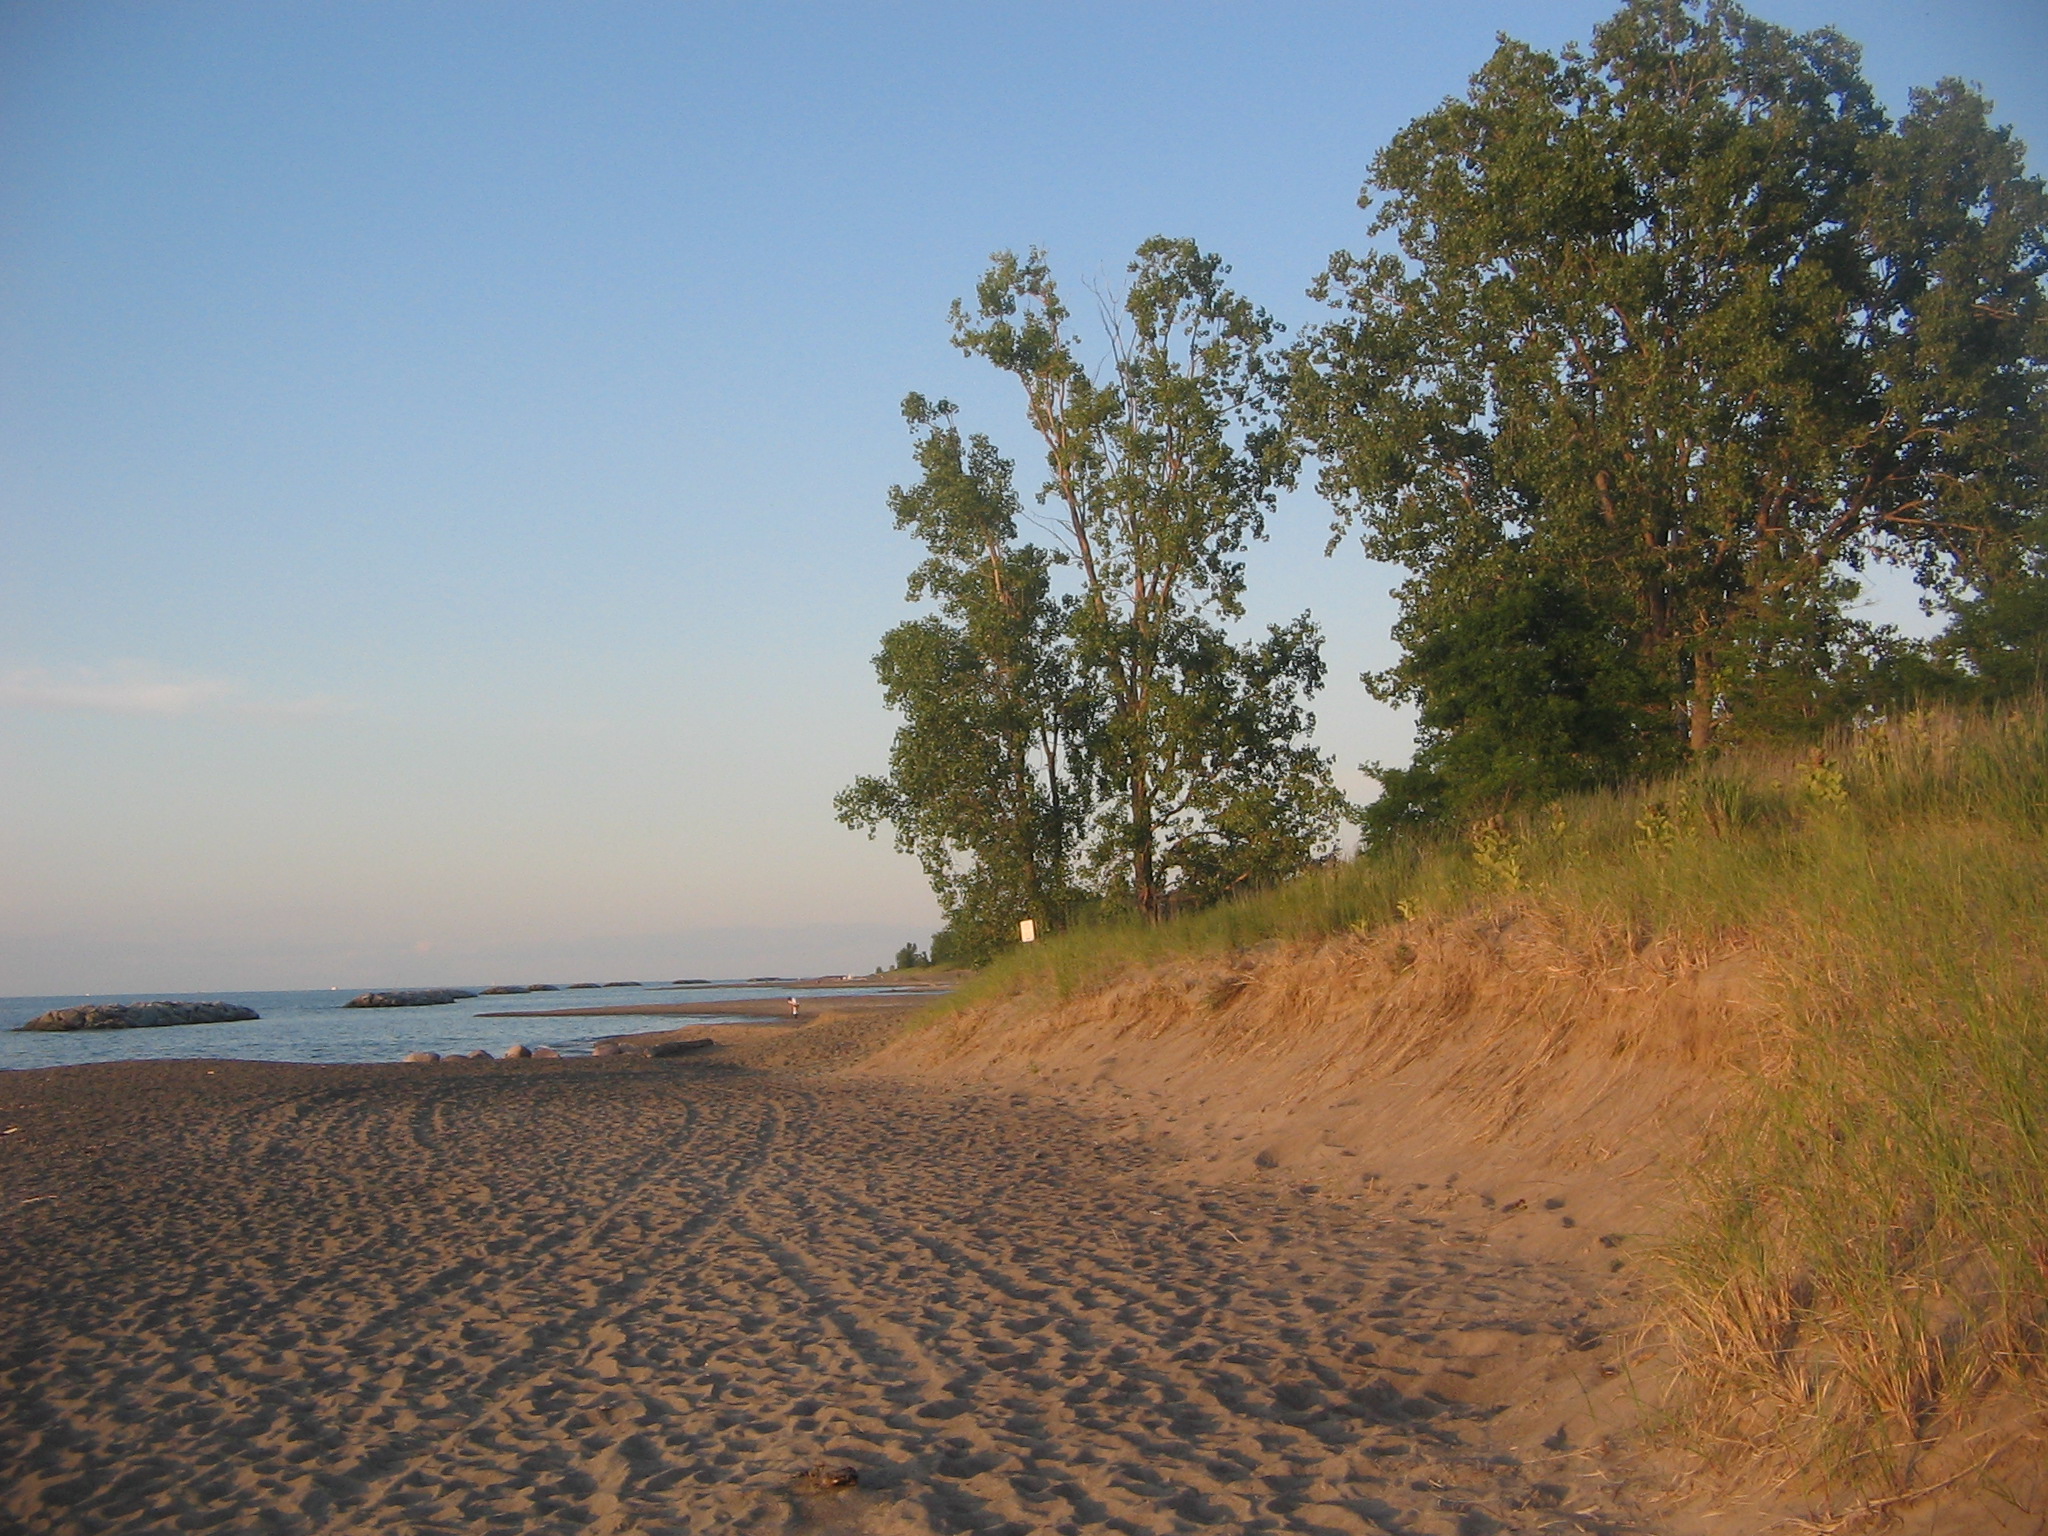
<box><xmin>946</xmin><ymin>701</ymin><xmax>2048</xmax><ymax>1486</ymax></box>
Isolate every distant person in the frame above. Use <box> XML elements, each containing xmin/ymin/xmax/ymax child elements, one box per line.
<box><xmin>788</xmin><ymin>997</ymin><xmax>799</xmax><ymax>1017</ymax></box>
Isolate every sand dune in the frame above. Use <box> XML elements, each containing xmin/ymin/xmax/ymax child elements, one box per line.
<box><xmin>0</xmin><ymin>1022</ymin><xmax>1663</xmax><ymax>1535</ymax></box>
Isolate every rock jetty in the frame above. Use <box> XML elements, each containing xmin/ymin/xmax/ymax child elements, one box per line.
<box><xmin>18</xmin><ymin>1000</ymin><xmax>260</xmax><ymax>1033</ymax></box>
<box><xmin>344</xmin><ymin>989</ymin><xmax>479</xmax><ymax>1009</ymax></box>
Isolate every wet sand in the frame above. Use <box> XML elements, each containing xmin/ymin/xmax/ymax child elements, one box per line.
<box><xmin>0</xmin><ymin>1022</ymin><xmax>1656</xmax><ymax>1534</ymax></box>
<box><xmin>483</xmin><ymin>995</ymin><xmax>937</xmax><ymax>1022</ymax></box>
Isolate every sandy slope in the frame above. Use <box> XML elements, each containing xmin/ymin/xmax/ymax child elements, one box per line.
<box><xmin>0</xmin><ymin>1027</ymin><xmax>1661</xmax><ymax>1536</ymax></box>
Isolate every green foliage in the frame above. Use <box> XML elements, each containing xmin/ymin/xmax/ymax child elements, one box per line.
<box><xmin>1293</xmin><ymin>0</ymin><xmax>2048</xmax><ymax>807</ymax></box>
<box><xmin>1935</xmin><ymin>512</ymin><xmax>2048</xmax><ymax>699</ymax></box>
<box><xmin>954</xmin><ymin>240</ymin><xmax>1346</xmax><ymax>917</ymax></box>
<box><xmin>846</xmin><ymin>240</ymin><xmax>1349</xmax><ymax>946</ymax></box>
<box><xmin>1361</xmin><ymin>564</ymin><xmax>1674</xmax><ymax>843</ymax></box>
<box><xmin>836</xmin><ymin>397</ymin><xmax>1092</xmax><ymax>964</ymax></box>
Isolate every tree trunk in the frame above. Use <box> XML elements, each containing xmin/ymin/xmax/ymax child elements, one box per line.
<box><xmin>1130</xmin><ymin>765</ymin><xmax>1158</xmax><ymax>920</ymax></box>
<box><xmin>1688</xmin><ymin>654</ymin><xmax>1716</xmax><ymax>753</ymax></box>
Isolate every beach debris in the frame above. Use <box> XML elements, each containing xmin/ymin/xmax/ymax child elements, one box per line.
<box><xmin>647</xmin><ymin>1037</ymin><xmax>714</xmax><ymax>1058</ymax></box>
<box><xmin>345</xmin><ymin>989</ymin><xmax>479</xmax><ymax>1009</ymax></box>
<box><xmin>3</xmin><ymin>1127</ymin><xmax>18</xmax><ymax>1135</ymax></box>
<box><xmin>794</xmin><ymin>1463</ymin><xmax>860</xmax><ymax>1492</ymax></box>
<box><xmin>19</xmin><ymin>1194</ymin><xmax>57</xmax><ymax>1206</ymax></box>
<box><xmin>403</xmin><ymin>1051</ymin><xmax>442</xmax><ymax>1064</ymax></box>
<box><xmin>583</xmin><ymin>1037</ymin><xmax>716</xmax><ymax>1060</ymax></box>
<box><xmin>18</xmin><ymin>1000</ymin><xmax>260</xmax><ymax>1033</ymax></box>
<box><xmin>503</xmin><ymin>1043</ymin><xmax>532</xmax><ymax>1059</ymax></box>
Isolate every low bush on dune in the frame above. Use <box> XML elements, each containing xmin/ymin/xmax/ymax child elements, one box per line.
<box><xmin>945</xmin><ymin>700</ymin><xmax>2048</xmax><ymax>1491</ymax></box>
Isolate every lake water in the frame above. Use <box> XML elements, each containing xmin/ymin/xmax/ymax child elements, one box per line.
<box><xmin>0</xmin><ymin>981</ymin><xmax>912</xmax><ymax>1072</ymax></box>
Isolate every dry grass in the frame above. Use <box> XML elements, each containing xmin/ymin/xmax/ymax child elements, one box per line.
<box><xmin>927</xmin><ymin>700</ymin><xmax>2048</xmax><ymax>1496</ymax></box>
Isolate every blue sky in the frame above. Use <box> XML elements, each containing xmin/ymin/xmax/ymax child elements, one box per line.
<box><xmin>3</xmin><ymin>1</ymin><xmax>2042</xmax><ymax>993</ymax></box>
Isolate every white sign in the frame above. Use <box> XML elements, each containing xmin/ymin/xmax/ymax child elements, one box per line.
<box><xmin>1019</xmin><ymin>919</ymin><xmax>1037</xmax><ymax>944</ymax></box>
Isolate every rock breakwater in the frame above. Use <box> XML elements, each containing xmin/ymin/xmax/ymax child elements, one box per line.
<box><xmin>18</xmin><ymin>1001</ymin><xmax>261</xmax><ymax>1033</ymax></box>
<box><xmin>343</xmin><ymin>989</ymin><xmax>479</xmax><ymax>1009</ymax></box>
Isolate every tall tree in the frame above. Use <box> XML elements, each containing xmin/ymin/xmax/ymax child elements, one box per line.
<box><xmin>955</xmin><ymin>240</ymin><xmax>1345</xmax><ymax>915</ymax></box>
<box><xmin>1294</xmin><ymin>0</ymin><xmax>2046</xmax><ymax>801</ymax></box>
<box><xmin>836</xmin><ymin>397</ymin><xmax>1089</xmax><ymax>962</ymax></box>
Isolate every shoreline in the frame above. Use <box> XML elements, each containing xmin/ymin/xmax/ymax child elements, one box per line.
<box><xmin>480</xmin><ymin>991</ymin><xmax>947</xmax><ymax>1021</ymax></box>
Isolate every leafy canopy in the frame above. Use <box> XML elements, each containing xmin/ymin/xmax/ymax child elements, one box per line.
<box><xmin>1293</xmin><ymin>0</ymin><xmax>2047</xmax><ymax>829</ymax></box>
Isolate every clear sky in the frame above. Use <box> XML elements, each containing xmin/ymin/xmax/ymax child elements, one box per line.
<box><xmin>3</xmin><ymin>1</ymin><xmax>2042</xmax><ymax>994</ymax></box>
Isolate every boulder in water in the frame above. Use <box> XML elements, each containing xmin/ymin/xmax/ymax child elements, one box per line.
<box><xmin>18</xmin><ymin>1001</ymin><xmax>259</xmax><ymax>1033</ymax></box>
<box><xmin>404</xmin><ymin>1051</ymin><xmax>442</xmax><ymax>1064</ymax></box>
<box><xmin>503</xmin><ymin>1043</ymin><xmax>532</xmax><ymax>1059</ymax></box>
<box><xmin>344</xmin><ymin>989</ymin><xmax>479</xmax><ymax>1009</ymax></box>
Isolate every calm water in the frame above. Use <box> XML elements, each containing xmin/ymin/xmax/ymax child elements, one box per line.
<box><xmin>0</xmin><ymin>981</ymin><xmax>911</xmax><ymax>1072</ymax></box>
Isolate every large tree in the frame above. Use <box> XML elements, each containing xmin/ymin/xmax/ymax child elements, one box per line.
<box><xmin>836</xmin><ymin>396</ymin><xmax>1090</xmax><ymax>962</ymax></box>
<box><xmin>954</xmin><ymin>240</ymin><xmax>1346</xmax><ymax>915</ymax></box>
<box><xmin>1294</xmin><ymin>0</ymin><xmax>2047</xmax><ymax>811</ymax></box>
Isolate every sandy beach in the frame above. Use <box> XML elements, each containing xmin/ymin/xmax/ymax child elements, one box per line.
<box><xmin>1</xmin><ymin>1014</ymin><xmax>1657</xmax><ymax>1535</ymax></box>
